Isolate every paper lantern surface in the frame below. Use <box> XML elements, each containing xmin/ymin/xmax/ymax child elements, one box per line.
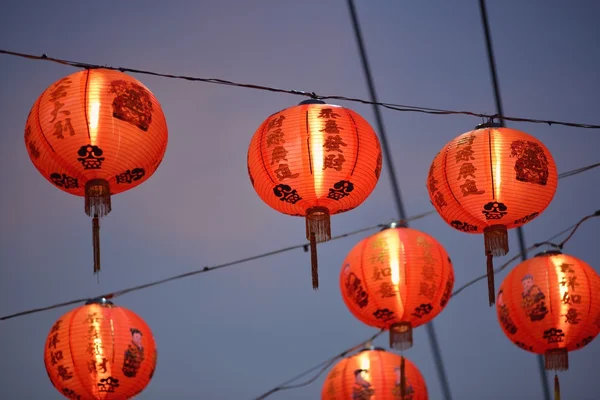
<box><xmin>322</xmin><ymin>348</ymin><xmax>428</xmax><ymax>400</ymax></box>
<box><xmin>427</xmin><ymin>124</ymin><xmax>557</xmax><ymax>237</ymax></box>
<box><xmin>496</xmin><ymin>251</ymin><xmax>600</xmax><ymax>360</ymax></box>
<box><xmin>247</xmin><ymin>100</ymin><xmax>382</xmax><ymax>218</ymax></box>
<box><xmin>25</xmin><ymin>68</ymin><xmax>168</xmax><ymax>201</ymax></box>
<box><xmin>44</xmin><ymin>299</ymin><xmax>157</xmax><ymax>400</ymax></box>
<box><xmin>340</xmin><ymin>226</ymin><xmax>454</xmax><ymax>348</ymax></box>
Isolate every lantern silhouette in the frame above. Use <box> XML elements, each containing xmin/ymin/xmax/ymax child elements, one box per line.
<box><xmin>322</xmin><ymin>347</ymin><xmax>427</xmax><ymax>400</ymax></box>
<box><xmin>426</xmin><ymin>122</ymin><xmax>557</xmax><ymax>305</ymax></box>
<box><xmin>44</xmin><ymin>297</ymin><xmax>157</xmax><ymax>400</ymax></box>
<box><xmin>25</xmin><ymin>68</ymin><xmax>168</xmax><ymax>275</ymax></box>
<box><xmin>496</xmin><ymin>250</ymin><xmax>600</xmax><ymax>399</ymax></box>
<box><xmin>247</xmin><ymin>99</ymin><xmax>382</xmax><ymax>289</ymax></box>
<box><xmin>340</xmin><ymin>224</ymin><xmax>454</xmax><ymax>350</ymax></box>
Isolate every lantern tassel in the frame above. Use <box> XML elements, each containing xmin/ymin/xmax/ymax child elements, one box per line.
<box><xmin>487</xmin><ymin>253</ymin><xmax>495</xmax><ymax>306</ymax></box>
<box><xmin>305</xmin><ymin>207</ymin><xmax>331</xmax><ymax>291</ymax></box>
<box><xmin>389</xmin><ymin>322</ymin><xmax>413</xmax><ymax>351</ymax></box>
<box><xmin>310</xmin><ymin>232</ymin><xmax>318</xmax><ymax>290</ymax></box>
<box><xmin>400</xmin><ymin>355</ymin><xmax>406</xmax><ymax>399</ymax></box>
<box><xmin>554</xmin><ymin>374</ymin><xmax>560</xmax><ymax>400</ymax></box>
<box><xmin>545</xmin><ymin>349</ymin><xmax>569</xmax><ymax>371</ymax></box>
<box><xmin>92</xmin><ymin>216</ymin><xmax>101</xmax><ymax>275</ymax></box>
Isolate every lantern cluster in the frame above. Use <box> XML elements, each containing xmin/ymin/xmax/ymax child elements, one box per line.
<box><xmin>44</xmin><ymin>298</ymin><xmax>157</xmax><ymax>400</ymax></box>
<box><xmin>22</xmin><ymin>62</ymin><xmax>594</xmax><ymax>400</ymax></box>
<box><xmin>322</xmin><ymin>347</ymin><xmax>428</xmax><ymax>400</ymax></box>
<box><xmin>426</xmin><ymin>122</ymin><xmax>558</xmax><ymax>305</ymax></box>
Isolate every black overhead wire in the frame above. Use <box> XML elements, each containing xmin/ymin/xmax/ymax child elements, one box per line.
<box><xmin>477</xmin><ymin>1</ymin><xmax>551</xmax><ymax>398</ymax></box>
<box><xmin>345</xmin><ymin>1</ymin><xmax>453</xmax><ymax>399</ymax></box>
<box><xmin>1</xmin><ymin>48</ymin><xmax>600</xmax><ymax>129</ymax></box>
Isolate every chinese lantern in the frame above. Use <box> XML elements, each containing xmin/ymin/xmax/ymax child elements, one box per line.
<box><xmin>247</xmin><ymin>99</ymin><xmax>382</xmax><ymax>289</ymax></box>
<box><xmin>340</xmin><ymin>225</ymin><xmax>454</xmax><ymax>350</ymax></box>
<box><xmin>25</xmin><ymin>68</ymin><xmax>168</xmax><ymax>275</ymax></box>
<box><xmin>44</xmin><ymin>297</ymin><xmax>157</xmax><ymax>400</ymax></box>
<box><xmin>426</xmin><ymin>122</ymin><xmax>557</xmax><ymax>305</ymax></box>
<box><xmin>322</xmin><ymin>347</ymin><xmax>427</xmax><ymax>400</ymax></box>
<box><xmin>496</xmin><ymin>250</ymin><xmax>600</xmax><ymax>399</ymax></box>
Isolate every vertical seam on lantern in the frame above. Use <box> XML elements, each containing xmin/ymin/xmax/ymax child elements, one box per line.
<box><xmin>488</xmin><ymin>127</ymin><xmax>496</xmax><ymax>199</ymax></box>
<box><xmin>35</xmin><ymin>92</ymin><xmax>57</xmax><ymax>153</ymax></box>
<box><xmin>83</xmin><ymin>69</ymin><xmax>91</xmax><ymax>140</ymax></box>
<box><xmin>579</xmin><ymin>260</ymin><xmax>593</xmax><ymax>316</ymax></box>
<box><xmin>109</xmin><ymin>307</ymin><xmax>116</xmax><ymax>378</ymax></box>
<box><xmin>340</xmin><ymin>357</ymin><xmax>349</xmax><ymax>399</ymax></box>
<box><xmin>358</xmin><ymin>237</ymin><xmax>383</xmax><ymax>326</ymax></box>
<box><xmin>376</xmin><ymin>348</ymin><xmax>386</xmax><ymax>396</ymax></box>
<box><xmin>545</xmin><ymin>257</ymin><xmax>553</xmax><ymax>318</ymax></box>
<box><xmin>441</xmin><ymin>145</ymin><xmax>460</xmax><ymax>206</ymax></box>
<box><xmin>68</xmin><ymin>306</ymin><xmax>92</xmax><ymax>398</ymax></box>
<box><xmin>257</xmin><ymin>119</ymin><xmax>275</xmax><ymax>184</ymax></box>
<box><xmin>306</xmin><ymin>109</ymin><xmax>313</xmax><ymax>175</ymax></box>
<box><xmin>345</xmin><ymin>109</ymin><xmax>359</xmax><ymax>176</ymax></box>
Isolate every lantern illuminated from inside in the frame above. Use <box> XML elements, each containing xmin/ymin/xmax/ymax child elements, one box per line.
<box><xmin>340</xmin><ymin>224</ymin><xmax>454</xmax><ymax>350</ymax></box>
<box><xmin>322</xmin><ymin>347</ymin><xmax>428</xmax><ymax>400</ymax></box>
<box><xmin>44</xmin><ymin>297</ymin><xmax>157</xmax><ymax>400</ymax></box>
<box><xmin>496</xmin><ymin>250</ymin><xmax>600</xmax><ymax>399</ymax></box>
<box><xmin>427</xmin><ymin>122</ymin><xmax>557</xmax><ymax>305</ymax></box>
<box><xmin>24</xmin><ymin>68</ymin><xmax>169</xmax><ymax>275</ymax></box>
<box><xmin>247</xmin><ymin>99</ymin><xmax>382</xmax><ymax>289</ymax></box>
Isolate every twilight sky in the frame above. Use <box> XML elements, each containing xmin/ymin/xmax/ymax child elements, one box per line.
<box><xmin>1</xmin><ymin>1</ymin><xmax>599</xmax><ymax>399</ymax></box>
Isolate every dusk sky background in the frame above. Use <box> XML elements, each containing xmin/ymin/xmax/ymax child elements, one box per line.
<box><xmin>1</xmin><ymin>1</ymin><xmax>599</xmax><ymax>399</ymax></box>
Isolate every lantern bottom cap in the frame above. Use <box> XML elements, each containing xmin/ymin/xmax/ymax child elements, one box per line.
<box><xmin>483</xmin><ymin>224</ymin><xmax>508</xmax><ymax>257</ymax></box>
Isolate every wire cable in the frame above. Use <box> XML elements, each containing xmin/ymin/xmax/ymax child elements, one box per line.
<box><xmin>0</xmin><ymin>159</ymin><xmax>598</xmax><ymax>321</ymax></box>
<box><xmin>250</xmin><ymin>210</ymin><xmax>599</xmax><ymax>399</ymax></box>
<box><xmin>1</xmin><ymin>48</ymin><xmax>600</xmax><ymax>129</ymax></box>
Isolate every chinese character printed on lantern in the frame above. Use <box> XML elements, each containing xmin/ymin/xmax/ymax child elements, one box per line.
<box><xmin>455</xmin><ymin>134</ymin><xmax>485</xmax><ymax>197</ymax></box>
<box><xmin>48</xmin><ymin>77</ymin><xmax>75</xmax><ymax>139</ymax></box>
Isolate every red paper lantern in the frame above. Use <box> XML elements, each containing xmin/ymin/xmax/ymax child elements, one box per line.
<box><xmin>247</xmin><ymin>99</ymin><xmax>382</xmax><ymax>289</ymax></box>
<box><xmin>322</xmin><ymin>347</ymin><xmax>428</xmax><ymax>400</ymax></box>
<box><xmin>25</xmin><ymin>68</ymin><xmax>168</xmax><ymax>274</ymax></box>
<box><xmin>44</xmin><ymin>298</ymin><xmax>157</xmax><ymax>399</ymax></box>
<box><xmin>496</xmin><ymin>250</ymin><xmax>600</xmax><ymax>398</ymax></box>
<box><xmin>427</xmin><ymin>122</ymin><xmax>557</xmax><ymax>305</ymax></box>
<box><xmin>340</xmin><ymin>225</ymin><xmax>454</xmax><ymax>350</ymax></box>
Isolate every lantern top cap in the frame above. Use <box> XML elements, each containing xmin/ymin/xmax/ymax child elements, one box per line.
<box><xmin>298</xmin><ymin>98</ymin><xmax>326</xmax><ymax>105</ymax></box>
<box><xmin>534</xmin><ymin>249</ymin><xmax>563</xmax><ymax>258</ymax></box>
<box><xmin>380</xmin><ymin>221</ymin><xmax>408</xmax><ymax>231</ymax></box>
<box><xmin>85</xmin><ymin>297</ymin><xmax>114</xmax><ymax>306</ymax></box>
<box><xmin>475</xmin><ymin>121</ymin><xmax>503</xmax><ymax>130</ymax></box>
<box><xmin>358</xmin><ymin>346</ymin><xmax>386</xmax><ymax>354</ymax></box>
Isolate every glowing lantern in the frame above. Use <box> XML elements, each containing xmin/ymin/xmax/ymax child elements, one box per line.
<box><xmin>322</xmin><ymin>347</ymin><xmax>427</xmax><ymax>400</ymax></box>
<box><xmin>426</xmin><ymin>122</ymin><xmax>557</xmax><ymax>305</ymax></box>
<box><xmin>25</xmin><ymin>68</ymin><xmax>168</xmax><ymax>274</ymax></box>
<box><xmin>340</xmin><ymin>224</ymin><xmax>454</xmax><ymax>350</ymax></box>
<box><xmin>247</xmin><ymin>99</ymin><xmax>382</xmax><ymax>289</ymax></box>
<box><xmin>44</xmin><ymin>297</ymin><xmax>157</xmax><ymax>400</ymax></box>
<box><xmin>496</xmin><ymin>250</ymin><xmax>600</xmax><ymax>399</ymax></box>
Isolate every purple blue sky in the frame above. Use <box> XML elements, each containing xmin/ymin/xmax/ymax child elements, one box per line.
<box><xmin>1</xmin><ymin>1</ymin><xmax>599</xmax><ymax>399</ymax></box>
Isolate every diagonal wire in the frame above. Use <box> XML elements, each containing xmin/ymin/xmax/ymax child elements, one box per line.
<box><xmin>0</xmin><ymin>159</ymin><xmax>597</xmax><ymax>321</ymax></box>
<box><xmin>250</xmin><ymin>210</ymin><xmax>599</xmax><ymax>399</ymax></box>
<box><xmin>1</xmin><ymin>48</ymin><xmax>600</xmax><ymax>129</ymax></box>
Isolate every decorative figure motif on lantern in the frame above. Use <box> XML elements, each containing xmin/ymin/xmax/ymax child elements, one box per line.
<box><xmin>339</xmin><ymin>224</ymin><xmax>454</xmax><ymax>351</ymax></box>
<box><xmin>122</xmin><ymin>328</ymin><xmax>146</xmax><ymax>378</ymax></box>
<box><xmin>247</xmin><ymin>98</ymin><xmax>382</xmax><ymax>290</ymax></box>
<box><xmin>24</xmin><ymin>68</ymin><xmax>169</xmax><ymax>276</ymax></box>
<box><xmin>496</xmin><ymin>250</ymin><xmax>600</xmax><ymax>399</ymax></box>
<box><xmin>322</xmin><ymin>347</ymin><xmax>428</xmax><ymax>400</ymax></box>
<box><xmin>44</xmin><ymin>297</ymin><xmax>157</xmax><ymax>400</ymax></box>
<box><xmin>427</xmin><ymin>121</ymin><xmax>557</xmax><ymax>306</ymax></box>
